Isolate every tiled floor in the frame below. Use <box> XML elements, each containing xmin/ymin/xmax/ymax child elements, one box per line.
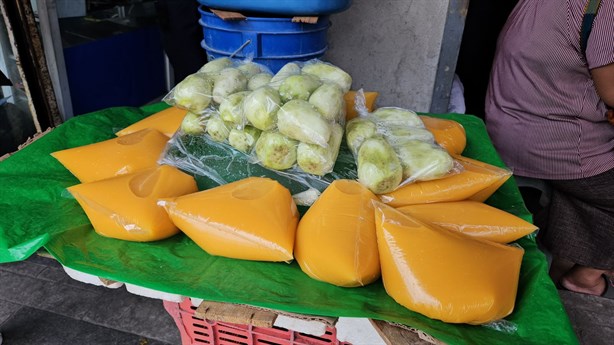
<box><xmin>1</xmin><ymin>254</ymin><xmax>613</xmax><ymax>345</ymax></box>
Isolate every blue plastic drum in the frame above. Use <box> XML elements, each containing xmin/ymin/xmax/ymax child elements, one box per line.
<box><xmin>198</xmin><ymin>6</ymin><xmax>330</xmax><ymax>73</ymax></box>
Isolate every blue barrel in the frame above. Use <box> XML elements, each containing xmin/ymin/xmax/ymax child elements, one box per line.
<box><xmin>198</xmin><ymin>6</ymin><xmax>330</xmax><ymax>73</ymax></box>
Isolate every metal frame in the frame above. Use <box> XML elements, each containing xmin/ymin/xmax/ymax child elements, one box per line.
<box><xmin>429</xmin><ymin>0</ymin><xmax>469</xmax><ymax>114</ymax></box>
<box><xmin>37</xmin><ymin>0</ymin><xmax>74</xmax><ymax>120</ymax></box>
<box><xmin>0</xmin><ymin>0</ymin><xmax>61</xmax><ymax>129</ymax></box>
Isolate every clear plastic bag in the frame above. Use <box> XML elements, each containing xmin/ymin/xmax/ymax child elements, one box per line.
<box><xmin>163</xmin><ymin>58</ymin><xmax>273</xmax><ymax>115</ymax></box>
<box><xmin>295</xmin><ymin>180</ymin><xmax>380</xmax><ymax>287</ymax></box>
<box><xmin>159</xmin><ymin>177</ymin><xmax>298</xmax><ymax>262</ymax></box>
<box><xmin>159</xmin><ymin>124</ymin><xmax>358</xmax><ymax>207</ymax></box>
<box><xmin>248</xmin><ymin>60</ymin><xmax>349</xmax><ymax>178</ymax></box>
<box><xmin>379</xmin><ymin>155</ymin><xmax>512</xmax><ymax>207</ymax></box>
<box><xmin>164</xmin><ymin>58</ymin><xmax>351</xmax><ymax>181</ymax></box>
<box><xmin>373</xmin><ymin>201</ymin><xmax>524</xmax><ymax>325</ymax></box>
<box><xmin>346</xmin><ymin>90</ymin><xmax>461</xmax><ymax>194</ymax></box>
<box><xmin>396</xmin><ymin>201</ymin><xmax>537</xmax><ymax>243</ymax></box>
<box><xmin>67</xmin><ymin>165</ymin><xmax>198</xmax><ymax>242</ymax></box>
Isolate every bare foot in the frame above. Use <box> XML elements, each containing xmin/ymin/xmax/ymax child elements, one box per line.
<box><xmin>559</xmin><ymin>265</ymin><xmax>607</xmax><ymax>296</ymax></box>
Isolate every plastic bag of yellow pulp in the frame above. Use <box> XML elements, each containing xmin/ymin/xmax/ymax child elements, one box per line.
<box><xmin>295</xmin><ymin>180</ymin><xmax>380</xmax><ymax>287</ymax></box>
<box><xmin>67</xmin><ymin>165</ymin><xmax>198</xmax><ymax>241</ymax></box>
<box><xmin>419</xmin><ymin>116</ymin><xmax>466</xmax><ymax>156</ymax></box>
<box><xmin>344</xmin><ymin>91</ymin><xmax>379</xmax><ymax>121</ymax></box>
<box><xmin>397</xmin><ymin>201</ymin><xmax>537</xmax><ymax>243</ymax></box>
<box><xmin>380</xmin><ymin>155</ymin><xmax>512</xmax><ymax>207</ymax></box>
<box><xmin>116</xmin><ymin>107</ymin><xmax>188</xmax><ymax>137</ymax></box>
<box><xmin>373</xmin><ymin>202</ymin><xmax>524</xmax><ymax>324</ymax></box>
<box><xmin>161</xmin><ymin>177</ymin><xmax>299</xmax><ymax>262</ymax></box>
<box><xmin>51</xmin><ymin>129</ymin><xmax>169</xmax><ymax>183</ymax></box>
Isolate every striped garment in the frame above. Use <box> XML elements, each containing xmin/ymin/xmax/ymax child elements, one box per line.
<box><xmin>485</xmin><ymin>0</ymin><xmax>614</xmax><ymax>180</ymax></box>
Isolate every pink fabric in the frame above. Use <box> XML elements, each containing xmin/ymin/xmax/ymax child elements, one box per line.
<box><xmin>485</xmin><ymin>0</ymin><xmax>614</xmax><ymax>179</ymax></box>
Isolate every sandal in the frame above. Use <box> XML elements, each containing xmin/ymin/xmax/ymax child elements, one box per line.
<box><xmin>604</xmin><ymin>275</ymin><xmax>614</xmax><ymax>299</ymax></box>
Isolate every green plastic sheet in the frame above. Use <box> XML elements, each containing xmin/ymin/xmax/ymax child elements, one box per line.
<box><xmin>0</xmin><ymin>103</ymin><xmax>578</xmax><ymax>345</ymax></box>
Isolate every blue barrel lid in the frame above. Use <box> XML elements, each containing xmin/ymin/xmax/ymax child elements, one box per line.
<box><xmin>197</xmin><ymin>0</ymin><xmax>352</xmax><ymax>16</ymax></box>
<box><xmin>198</xmin><ymin>7</ymin><xmax>331</xmax><ymax>31</ymax></box>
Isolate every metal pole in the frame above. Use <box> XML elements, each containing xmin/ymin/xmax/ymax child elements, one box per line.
<box><xmin>429</xmin><ymin>0</ymin><xmax>469</xmax><ymax>114</ymax></box>
<box><xmin>37</xmin><ymin>0</ymin><xmax>74</xmax><ymax>120</ymax></box>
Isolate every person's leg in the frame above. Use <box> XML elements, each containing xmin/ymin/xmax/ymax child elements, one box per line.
<box><xmin>549</xmin><ymin>256</ymin><xmax>574</xmax><ymax>284</ymax></box>
<box><xmin>539</xmin><ymin>168</ymin><xmax>614</xmax><ymax>296</ymax></box>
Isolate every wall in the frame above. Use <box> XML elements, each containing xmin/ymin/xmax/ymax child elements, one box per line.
<box><xmin>326</xmin><ymin>0</ymin><xmax>456</xmax><ymax>113</ymax></box>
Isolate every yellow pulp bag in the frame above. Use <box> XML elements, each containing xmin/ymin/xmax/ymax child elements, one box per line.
<box><xmin>295</xmin><ymin>180</ymin><xmax>380</xmax><ymax>287</ymax></box>
<box><xmin>380</xmin><ymin>155</ymin><xmax>511</xmax><ymax>207</ymax></box>
<box><xmin>345</xmin><ymin>91</ymin><xmax>378</xmax><ymax>120</ymax></box>
<box><xmin>397</xmin><ymin>201</ymin><xmax>537</xmax><ymax>243</ymax></box>
<box><xmin>419</xmin><ymin>116</ymin><xmax>466</xmax><ymax>155</ymax></box>
<box><xmin>116</xmin><ymin>107</ymin><xmax>187</xmax><ymax>137</ymax></box>
<box><xmin>461</xmin><ymin>156</ymin><xmax>512</xmax><ymax>203</ymax></box>
<box><xmin>162</xmin><ymin>177</ymin><xmax>299</xmax><ymax>262</ymax></box>
<box><xmin>52</xmin><ymin>129</ymin><xmax>169</xmax><ymax>183</ymax></box>
<box><xmin>68</xmin><ymin>165</ymin><xmax>198</xmax><ymax>241</ymax></box>
<box><xmin>374</xmin><ymin>202</ymin><xmax>524</xmax><ymax>324</ymax></box>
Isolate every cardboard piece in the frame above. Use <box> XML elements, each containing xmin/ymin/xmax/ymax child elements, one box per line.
<box><xmin>195</xmin><ymin>300</ymin><xmax>277</xmax><ymax>328</ymax></box>
<box><xmin>210</xmin><ymin>9</ymin><xmax>246</xmax><ymax>20</ymax></box>
<box><xmin>371</xmin><ymin>320</ymin><xmax>445</xmax><ymax>345</ymax></box>
<box><xmin>209</xmin><ymin>7</ymin><xmax>318</xmax><ymax>24</ymax></box>
<box><xmin>0</xmin><ymin>127</ymin><xmax>53</xmax><ymax>162</ymax></box>
<box><xmin>292</xmin><ymin>16</ymin><xmax>319</xmax><ymax>24</ymax></box>
<box><xmin>194</xmin><ymin>299</ymin><xmax>337</xmax><ymax>330</ymax></box>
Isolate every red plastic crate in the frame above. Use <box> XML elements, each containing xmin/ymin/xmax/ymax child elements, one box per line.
<box><xmin>164</xmin><ymin>299</ymin><xmax>352</xmax><ymax>345</ymax></box>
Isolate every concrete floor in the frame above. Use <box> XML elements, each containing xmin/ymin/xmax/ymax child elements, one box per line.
<box><xmin>0</xmin><ymin>254</ymin><xmax>612</xmax><ymax>345</ymax></box>
<box><xmin>0</xmin><ymin>255</ymin><xmax>180</xmax><ymax>345</ymax></box>
<box><xmin>559</xmin><ymin>289</ymin><xmax>614</xmax><ymax>345</ymax></box>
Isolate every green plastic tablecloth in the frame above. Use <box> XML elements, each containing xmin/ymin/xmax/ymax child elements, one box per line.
<box><xmin>0</xmin><ymin>103</ymin><xmax>578</xmax><ymax>345</ymax></box>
